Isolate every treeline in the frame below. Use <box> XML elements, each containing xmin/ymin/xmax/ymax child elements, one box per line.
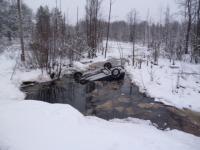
<box><xmin>105</xmin><ymin>0</ymin><xmax>200</xmax><ymax>64</ymax></box>
<box><xmin>30</xmin><ymin>0</ymin><xmax>106</xmax><ymax>78</ymax></box>
<box><xmin>30</xmin><ymin>6</ymin><xmax>89</xmax><ymax>78</ymax></box>
<box><xmin>0</xmin><ymin>0</ymin><xmax>200</xmax><ymax>78</ymax></box>
<box><xmin>0</xmin><ymin>0</ymin><xmax>33</xmax><ymax>40</ymax></box>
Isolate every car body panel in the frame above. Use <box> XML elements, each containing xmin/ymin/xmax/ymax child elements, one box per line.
<box><xmin>78</xmin><ymin>65</ymin><xmax>125</xmax><ymax>83</ymax></box>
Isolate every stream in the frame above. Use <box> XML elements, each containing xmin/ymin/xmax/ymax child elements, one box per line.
<box><xmin>20</xmin><ymin>61</ymin><xmax>200</xmax><ymax>137</ymax></box>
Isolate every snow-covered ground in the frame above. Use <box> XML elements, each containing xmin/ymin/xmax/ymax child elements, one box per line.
<box><xmin>126</xmin><ymin>58</ymin><xmax>200</xmax><ymax>112</ymax></box>
<box><xmin>0</xmin><ymin>43</ymin><xmax>200</xmax><ymax>150</ymax></box>
<box><xmin>1</xmin><ymin>100</ymin><xmax>200</xmax><ymax>150</ymax></box>
<box><xmin>0</xmin><ymin>44</ymin><xmax>50</xmax><ymax>102</ymax></box>
<box><xmin>92</xmin><ymin>41</ymin><xmax>200</xmax><ymax>112</ymax></box>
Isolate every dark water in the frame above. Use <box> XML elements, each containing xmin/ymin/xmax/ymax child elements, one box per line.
<box><xmin>87</xmin><ymin>76</ymin><xmax>200</xmax><ymax>136</ymax></box>
<box><xmin>21</xmin><ymin>74</ymin><xmax>200</xmax><ymax>137</ymax></box>
<box><xmin>21</xmin><ymin>75</ymin><xmax>95</xmax><ymax>113</ymax></box>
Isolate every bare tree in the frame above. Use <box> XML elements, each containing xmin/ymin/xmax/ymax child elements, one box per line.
<box><xmin>164</xmin><ymin>7</ymin><xmax>170</xmax><ymax>52</ymax></box>
<box><xmin>85</xmin><ymin>0</ymin><xmax>102</xmax><ymax>58</ymax></box>
<box><xmin>30</xmin><ymin>6</ymin><xmax>68</xmax><ymax>78</ymax></box>
<box><xmin>181</xmin><ymin>0</ymin><xmax>193</xmax><ymax>54</ymax></box>
<box><xmin>197</xmin><ymin>0</ymin><xmax>200</xmax><ymax>57</ymax></box>
<box><xmin>17</xmin><ymin>0</ymin><xmax>25</xmax><ymax>61</ymax></box>
<box><xmin>128</xmin><ymin>9</ymin><xmax>137</xmax><ymax>66</ymax></box>
<box><xmin>185</xmin><ymin>0</ymin><xmax>193</xmax><ymax>54</ymax></box>
<box><xmin>146</xmin><ymin>10</ymin><xmax>151</xmax><ymax>49</ymax></box>
<box><xmin>193</xmin><ymin>0</ymin><xmax>200</xmax><ymax>62</ymax></box>
<box><xmin>105</xmin><ymin>0</ymin><xmax>112</xmax><ymax>58</ymax></box>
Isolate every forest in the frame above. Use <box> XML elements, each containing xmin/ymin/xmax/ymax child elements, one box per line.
<box><xmin>0</xmin><ymin>0</ymin><xmax>200</xmax><ymax>150</ymax></box>
<box><xmin>0</xmin><ymin>0</ymin><xmax>200</xmax><ymax>75</ymax></box>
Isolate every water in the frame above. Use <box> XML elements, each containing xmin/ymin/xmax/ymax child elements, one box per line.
<box><xmin>21</xmin><ymin>73</ymin><xmax>200</xmax><ymax>137</ymax></box>
<box><xmin>87</xmin><ymin>76</ymin><xmax>200</xmax><ymax>136</ymax></box>
<box><xmin>21</xmin><ymin>75</ymin><xmax>95</xmax><ymax>113</ymax></box>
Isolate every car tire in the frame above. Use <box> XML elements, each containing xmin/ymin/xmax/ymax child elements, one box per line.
<box><xmin>74</xmin><ymin>72</ymin><xmax>82</xmax><ymax>82</ymax></box>
<box><xmin>111</xmin><ymin>68</ymin><xmax>121</xmax><ymax>78</ymax></box>
<box><xmin>104</xmin><ymin>62</ymin><xmax>112</xmax><ymax>70</ymax></box>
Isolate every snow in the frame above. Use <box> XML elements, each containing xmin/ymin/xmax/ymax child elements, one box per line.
<box><xmin>0</xmin><ymin>43</ymin><xmax>200</xmax><ymax>150</ymax></box>
<box><xmin>0</xmin><ymin>100</ymin><xmax>200</xmax><ymax>150</ymax></box>
<box><xmin>74</xmin><ymin>40</ymin><xmax>200</xmax><ymax>112</ymax></box>
<box><xmin>0</xmin><ymin>44</ymin><xmax>50</xmax><ymax>101</ymax></box>
<box><xmin>126</xmin><ymin>59</ymin><xmax>200</xmax><ymax>111</ymax></box>
<box><xmin>95</xmin><ymin>41</ymin><xmax>200</xmax><ymax>112</ymax></box>
<box><xmin>70</xmin><ymin>40</ymin><xmax>200</xmax><ymax>111</ymax></box>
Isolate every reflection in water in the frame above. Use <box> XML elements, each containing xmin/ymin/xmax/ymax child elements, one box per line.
<box><xmin>21</xmin><ymin>75</ymin><xmax>200</xmax><ymax>137</ymax></box>
<box><xmin>21</xmin><ymin>77</ymin><xmax>96</xmax><ymax>113</ymax></box>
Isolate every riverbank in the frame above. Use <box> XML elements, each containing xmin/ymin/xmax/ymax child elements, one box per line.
<box><xmin>0</xmin><ymin>43</ymin><xmax>200</xmax><ymax>150</ymax></box>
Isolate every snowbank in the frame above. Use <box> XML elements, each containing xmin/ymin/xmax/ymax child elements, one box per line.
<box><xmin>0</xmin><ymin>100</ymin><xmax>199</xmax><ymax>150</ymax></box>
<box><xmin>101</xmin><ymin>41</ymin><xmax>200</xmax><ymax>112</ymax></box>
<box><xmin>126</xmin><ymin>59</ymin><xmax>200</xmax><ymax>112</ymax></box>
<box><xmin>0</xmin><ymin>43</ymin><xmax>200</xmax><ymax>150</ymax></box>
<box><xmin>0</xmin><ymin>45</ymin><xmax>50</xmax><ymax>101</ymax></box>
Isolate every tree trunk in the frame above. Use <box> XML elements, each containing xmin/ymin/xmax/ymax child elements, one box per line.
<box><xmin>185</xmin><ymin>17</ymin><xmax>191</xmax><ymax>54</ymax></box>
<box><xmin>185</xmin><ymin>0</ymin><xmax>192</xmax><ymax>54</ymax></box>
<box><xmin>17</xmin><ymin>0</ymin><xmax>25</xmax><ymax>61</ymax></box>
<box><xmin>197</xmin><ymin>0</ymin><xmax>200</xmax><ymax>57</ymax></box>
<box><xmin>132</xmin><ymin>11</ymin><xmax>136</xmax><ymax>66</ymax></box>
<box><xmin>105</xmin><ymin>0</ymin><xmax>112</xmax><ymax>58</ymax></box>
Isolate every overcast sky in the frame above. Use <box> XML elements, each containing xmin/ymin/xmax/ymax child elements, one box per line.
<box><xmin>24</xmin><ymin>0</ymin><xmax>179</xmax><ymax>24</ymax></box>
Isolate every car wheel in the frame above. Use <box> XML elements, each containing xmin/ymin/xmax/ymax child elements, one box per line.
<box><xmin>74</xmin><ymin>72</ymin><xmax>82</xmax><ymax>82</ymax></box>
<box><xmin>104</xmin><ymin>62</ymin><xmax>112</xmax><ymax>70</ymax></box>
<box><xmin>80</xmin><ymin>79</ymin><xmax>88</xmax><ymax>85</ymax></box>
<box><xmin>111</xmin><ymin>68</ymin><xmax>120</xmax><ymax>78</ymax></box>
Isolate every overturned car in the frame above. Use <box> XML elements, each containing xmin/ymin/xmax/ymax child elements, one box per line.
<box><xmin>73</xmin><ymin>62</ymin><xmax>125</xmax><ymax>84</ymax></box>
